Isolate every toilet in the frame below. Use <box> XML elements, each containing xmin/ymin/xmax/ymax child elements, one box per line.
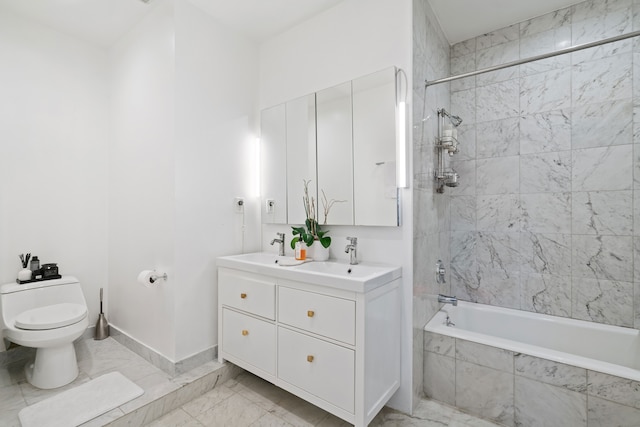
<box><xmin>0</xmin><ymin>276</ymin><xmax>88</xmax><ymax>389</ymax></box>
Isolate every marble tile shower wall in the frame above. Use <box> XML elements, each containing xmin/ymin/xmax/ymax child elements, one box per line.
<box><xmin>449</xmin><ymin>0</ymin><xmax>640</xmax><ymax>329</ymax></box>
<box><xmin>412</xmin><ymin>0</ymin><xmax>451</xmax><ymax>408</ymax></box>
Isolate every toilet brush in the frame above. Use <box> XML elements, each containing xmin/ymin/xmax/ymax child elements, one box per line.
<box><xmin>95</xmin><ymin>288</ymin><xmax>109</xmax><ymax>340</ymax></box>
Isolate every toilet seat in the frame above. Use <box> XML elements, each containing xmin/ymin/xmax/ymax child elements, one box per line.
<box><xmin>15</xmin><ymin>303</ymin><xmax>87</xmax><ymax>330</ymax></box>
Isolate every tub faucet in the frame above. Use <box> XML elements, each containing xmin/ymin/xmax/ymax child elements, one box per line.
<box><xmin>345</xmin><ymin>237</ymin><xmax>358</xmax><ymax>265</ymax></box>
<box><xmin>438</xmin><ymin>294</ymin><xmax>458</xmax><ymax>306</ymax></box>
<box><xmin>270</xmin><ymin>232</ymin><xmax>285</xmax><ymax>256</ymax></box>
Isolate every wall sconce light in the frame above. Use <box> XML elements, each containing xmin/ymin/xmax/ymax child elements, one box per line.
<box><xmin>396</xmin><ymin>69</ymin><xmax>408</xmax><ymax>189</ymax></box>
<box><xmin>252</xmin><ymin>137</ymin><xmax>261</xmax><ymax>198</ymax></box>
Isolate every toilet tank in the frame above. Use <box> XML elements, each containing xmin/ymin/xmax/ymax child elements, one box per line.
<box><xmin>0</xmin><ymin>277</ymin><xmax>87</xmax><ymax>324</ymax></box>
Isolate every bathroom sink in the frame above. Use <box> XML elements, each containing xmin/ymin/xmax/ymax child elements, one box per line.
<box><xmin>219</xmin><ymin>252</ymin><xmax>282</xmax><ymax>266</ymax></box>
<box><xmin>295</xmin><ymin>260</ymin><xmax>398</xmax><ymax>279</ymax></box>
<box><xmin>217</xmin><ymin>253</ymin><xmax>401</xmax><ymax>292</ymax></box>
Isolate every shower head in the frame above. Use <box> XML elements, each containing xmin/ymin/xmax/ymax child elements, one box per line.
<box><xmin>450</xmin><ymin>115</ymin><xmax>463</xmax><ymax>127</ymax></box>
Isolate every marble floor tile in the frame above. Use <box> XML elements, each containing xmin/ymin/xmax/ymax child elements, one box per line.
<box><xmin>0</xmin><ymin>336</ymin><xmax>227</xmax><ymax>427</ymax></box>
<box><xmin>0</xmin><ymin>336</ymin><xmax>503</xmax><ymax>427</ymax></box>
<box><xmin>181</xmin><ymin>384</ymin><xmax>235</xmax><ymax>418</ymax></box>
<box><xmin>142</xmin><ymin>370</ymin><xmax>503</xmax><ymax>427</ymax></box>
<box><xmin>147</xmin><ymin>408</ymin><xmax>204</xmax><ymax>427</ymax></box>
<box><xmin>195</xmin><ymin>392</ymin><xmax>265</xmax><ymax>427</ymax></box>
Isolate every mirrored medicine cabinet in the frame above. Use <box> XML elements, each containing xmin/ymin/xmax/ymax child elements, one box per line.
<box><xmin>260</xmin><ymin>66</ymin><xmax>400</xmax><ymax>227</ymax></box>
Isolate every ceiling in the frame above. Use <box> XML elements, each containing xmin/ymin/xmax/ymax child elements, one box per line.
<box><xmin>0</xmin><ymin>0</ymin><xmax>345</xmax><ymax>47</ymax></box>
<box><xmin>0</xmin><ymin>0</ymin><xmax>587</xmax><ymax>48</ymax></box>
<box><xmin>428</xmin><ymin>0</ymin><xmax>584</xmax><ymax>45</ymax></box>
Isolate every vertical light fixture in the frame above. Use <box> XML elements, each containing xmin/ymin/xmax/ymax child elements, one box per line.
<box><xmin>252</xmin><ymin>136</ymin><xmax>261</xmax><ymax>198</ymax></box>
<box><xmin>396</xmin><ymin>69</ymin><xmax>408</xmax><ymax>188</ymax></box>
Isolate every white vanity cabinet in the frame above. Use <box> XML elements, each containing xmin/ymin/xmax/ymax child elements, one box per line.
<box><xmin>217</xmin><ymin>264</ymin><xmax>401</xmax><ymax>427</ymax></box>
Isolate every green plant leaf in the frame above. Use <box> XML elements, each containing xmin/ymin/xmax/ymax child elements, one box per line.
<box><xmin>303</xmin><ymin>234</ymin><xmax>314</xmax><ymax>246</ymax></box>
<box><xmin>290</xmin><ymin>236</ymin><xmax>300</xmax><ymax>250</ymax></box>
<box><xmin>319</xmin><ymin>235</ymin><xmax>331</xmax><ymax>248</ymax></box>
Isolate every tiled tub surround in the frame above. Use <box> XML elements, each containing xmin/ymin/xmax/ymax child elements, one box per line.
<box><xmin>423</xmin><ymin>304</ymin><xmax>640</xmax><ymax>426</ymax></box>
<box><xmin>448</xmin><ymin>0</ymin><xmax>640</xmax><ymax>330</ymax></box>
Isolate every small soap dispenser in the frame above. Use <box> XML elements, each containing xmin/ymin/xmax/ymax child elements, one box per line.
<box><xmin>295</xmin><ymin>240</ymin><xmax>306</xmax><ymax>261</ymax></box>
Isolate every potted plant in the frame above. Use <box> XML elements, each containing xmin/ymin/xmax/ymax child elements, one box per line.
<box><xmin>290</xmin><ymin>180</ymin><xmax>344</xmax><ymax>261</ymax></box>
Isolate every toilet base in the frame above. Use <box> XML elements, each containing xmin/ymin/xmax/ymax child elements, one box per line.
<box><xmin>25</xmin><ymin>343</ymin><xmax>79</xmax><ymax>389</ymax></box>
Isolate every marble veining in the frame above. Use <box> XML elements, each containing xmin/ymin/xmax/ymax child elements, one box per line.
<box><xmin>520</xmin><ymin>7</ymin><xmax>571</xmax><ymax>37</ymax></box>
<box><xmin>476</xmin><ymin>118</ymin><xmax>519</xmax><ymax>159</ymax></box>
<box><xmin>476</xmin><ymin>232</ymin><xmax>521</xmax><ymax>279</ymax></box>
<box><xmin>477</xmin><ymin>79</ymin><xmax>520</xmax><ymax>122</ymax></box>
<box><xmin>521</xmin><ymin>273</ymin><xmax>572</xmax><ymax>316</ymax></box>
<box><xmin>571</xmin><ymin>235</ymin><xmax>633</xmax><ymax>281</ymax></box>
<box><xmin>520</xmin><ymin>233</ymin><xmax>571</xmax><ymax>276</ymax></box>
<box><xmin>476</xmin><ymin>156</ymin><xmax>520</xmax><ymax>194</ymax></box>
<box><xmin>451</xmin><ymin>87</ymin><xmax>476</xmax><ymax>125</ymax></box>
<box><xmin>572</xmin><ymin>190</ymin><xmax>633</xmax><ymax>235</ymax></box>
<box><xmin>456</xmin><ymin>360</ymin><xmax>515</xmax><ymax>426</ymax></box>
<box><xmin>521</xmin><ymin>192</ymin><xmax>571</xmax><ymax>233</ymax></box>
<box><xmin>476</xmin><ymin>40</ymin><xmax>519</xmax><ymax>86</ymax></box>
<box><xmin>572</xmin><ymin>145</ymin><xmax>633</xmax><ymax>192</ymax></box>
<box><xmin>572</xmin><ymin>54</ymin><xmax>632</xmax><ymax>106</ymax></box>
<box><xmin>587</xmin><ymin>370</ymin><xmax>640</xmax><ymax>409</ymax></box>
<box><xmin>450</xmin><ymin>53</ymin><xmax>475</xmax><ymax>92</ymax></box>
<box><xmin>520</xmin><ymin>68</ymin><xmax>571</xmax><ymax>116</ymax></box>
<box><xmin>519</xmin><ymin>110</ymin><xmax>571</xmax><ymax>154</ymax></box>
<box><xmin>514</xmin><ymin>376</ymin><xmax>587</xmax><ymax>427</ymax></box>
<box><xmin>521</xmin><ymin>25</ymin><xmax>571</xmax><ymax>56</ymax></box>
<box><xmin>520</xmin><ymin>151</ymin><xmax>571</xmax><ymax>193</ymax></box>
<box><xmin>572</xmin><ymin>277</ymin><xmax>634</xmax><ymax>326</ymax></box>
<box><xmin>450</xmin><ymin>195</ymin><xmax>476</xmax><ymax>231</ymax></box>
<box><xmin>515</xmin><ymin>354</ymin><xmax>587</xmax><ymax>392</ymax></box>
<box><xmin>454</xmin><ymin>123</ymin><xmax>476</xmax><ymax>161</ymax></box>
<box><xmin>477</xmin><ymin>194</ymin><xmax>521</xmax><ymax>231</ymax></box>
<box><xmin>571</xmin><ymin>99</ymin><xmax>633</xmax><ymax>149</ymax></box>
<box><xmin>456</xmin><ymin>340</ymin><xmax>513</xmax><ymax>373</ymax></box>
<box><xmin>477</xmin><ymin>24</ymin><xmax>520</xmax><ymax>50</ymax></box>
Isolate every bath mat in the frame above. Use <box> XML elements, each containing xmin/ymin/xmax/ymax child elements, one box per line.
<box><xmin>18</xmin><ymin>371</ymin><xmax>143</xmax><ymax>427</ymax></box>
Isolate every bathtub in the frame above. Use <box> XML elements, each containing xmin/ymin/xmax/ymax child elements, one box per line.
<box><xmin>425</xmin><ymin>301</ymin><xmax>640</xmax><ymax>381</ymax></box>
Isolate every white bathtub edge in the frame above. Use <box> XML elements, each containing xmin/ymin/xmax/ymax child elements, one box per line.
<box><xmin>425</xmin><ymin>304</ymin><xmax>640</xmax><ymax>382</ymax></box>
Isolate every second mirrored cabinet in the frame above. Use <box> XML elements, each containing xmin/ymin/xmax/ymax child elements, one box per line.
<box><xmin>261</xmin><ymin>66</ymin><xmax>400</xmax><ymax>227</ymax></box>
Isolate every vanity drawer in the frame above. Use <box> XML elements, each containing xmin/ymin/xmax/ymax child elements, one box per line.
<box><xmin>278</xmin><ymin>327</ymin><xmax>354</xmax><ymax>413</ymax></box>
<box><xmin>278</xmin><ymin>286</ymin><xmax>355</xmax><ymax>345</ymax></box>
<box><xmin>222</xmin><ymin>308</ymin><xmax>276</xmax><ymax>375</ymax></box>
<box><xmin>219</xmin><ymin>268</ymin><xmax>275</xmax><ymax>319</ymax></box>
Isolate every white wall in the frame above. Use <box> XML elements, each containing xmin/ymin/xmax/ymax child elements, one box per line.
<box><xmin>259</xmin><ymin>0</ymin><xmax>414</xmax><ymax>412</ymax></box>
<box><xmin>109</xmin><ymin>0</ymin><xmax>260</xmax><ymax>362</ymax></box>
<box><xmin>0</xmin><ymin>9</ymin><xmax>109</xmax><ymax>335</ymax></box>
<box><xmin>109</xmin><ymin>0</ymin><xmax>177</xmax><ymax>359</ymax></box>
<box><xmin>173</xmin><ymin>0</ymin><xmax>260</xmax><ymax>361</ymax></box>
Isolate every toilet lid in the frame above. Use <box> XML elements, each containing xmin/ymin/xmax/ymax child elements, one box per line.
<box><xmin>14</xmin><ymin>303</ymin><xmax>87</xmax><ymax>330</ymax></box>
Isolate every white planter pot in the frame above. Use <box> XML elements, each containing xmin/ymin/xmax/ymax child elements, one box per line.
<box><xmin>308</xmin><ymin>242</ymin><xmax>329</xmax><ymax>261</ymax></box>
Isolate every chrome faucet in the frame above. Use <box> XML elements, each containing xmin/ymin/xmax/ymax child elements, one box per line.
<box><xmin>270</xmin><ymin>232</ymin><xmax>285</xmax><ymax>256</ymax></box>
<box><xmin>438</xmin><ymin>294</ymin><xmax>458</xmax><ymax>306</ymax></box>
<box><xmin>345</xmin><ymin>237</ymin><xmax>358</xmax><ymax>265</ymax></box>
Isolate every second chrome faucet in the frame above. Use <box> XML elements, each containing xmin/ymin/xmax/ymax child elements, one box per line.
<box><xmin>345</xmin><ymin>237</ymin><xmax>358</xmax><ymax>265</ymax></box>
<box><xmin>270</xmin><ymin>232</ymin><xmax>285</xmax><ymax>256</ymax></box>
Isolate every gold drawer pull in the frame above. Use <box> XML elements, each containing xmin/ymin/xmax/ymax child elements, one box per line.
<box><xmin>242</xmin><ymin>330</ymin><xmax>249</xmax><ymax>336</ymax></box>
<box><xmin>240</xmin><ymin>293</ymin><xmax>247</xmax><ymax>299</ymax></box>
<box><xmin>307</xmin><ymin>310</ymin><xmax>315</xmax><ymax>318</ymax></box>
<box><xmin>307</xmin><ymin>355</ymin><xmax>314</xmax><ymax>363</ymax></box>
